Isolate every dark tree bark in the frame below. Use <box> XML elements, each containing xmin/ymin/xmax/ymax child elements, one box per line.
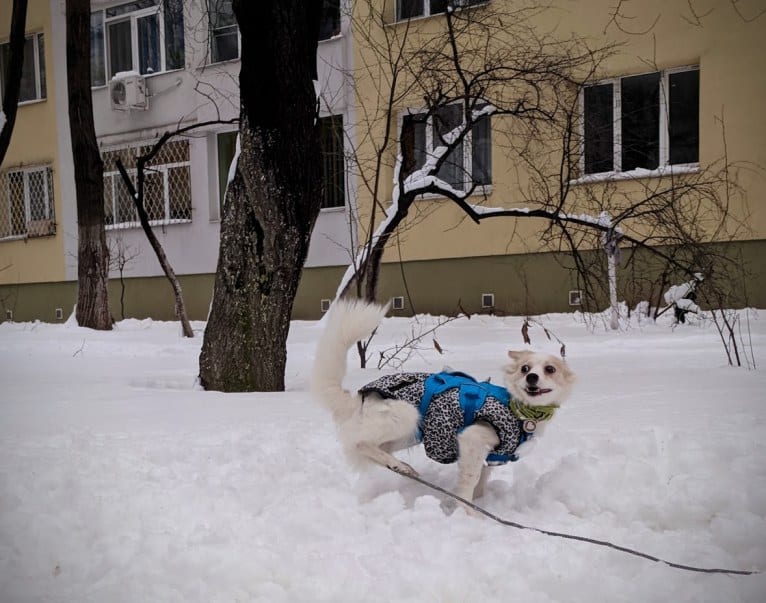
<box><xmin>199</xmin><ymin>0</ymin><xmax>324</xmax><ymax>392</ymax></box>
<box><xmin>0</xmin><ymin>0</ymin><xmax>28</xmax><ymax>166</ymax></box>
<box><xmin>66</xmin><ymin>0</ymin><xmax>112</xmax><ymax>329</ymax></box>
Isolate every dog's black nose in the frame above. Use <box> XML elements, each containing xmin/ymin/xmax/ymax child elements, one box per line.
<box><xmin>526</xmin><ymin>373</ymin><xmax>539</xmax><ymax>385</ymax></box>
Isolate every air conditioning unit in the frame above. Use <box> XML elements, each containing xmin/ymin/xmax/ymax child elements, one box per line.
<box><xmin>109</xmin><ymin>74</ymin><xmax>148</xmax><ymax>111</ymax></box>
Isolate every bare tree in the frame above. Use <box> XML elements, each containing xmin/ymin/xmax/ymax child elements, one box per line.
<box><xmin>198</xmin><ymin>0</ymin><xmax>324</xmax><ymax>392</ymax></box>
<box><xmin>108</xmin><ymin>237</ymin><xmax>140</xmax><ymax>321</ymax></box>
<box><xmin>335</xmin><ymin>2</ymin><xmax>752</xmax><ymax>349</ymax></box>
<box><xmin>0</xmin><ymin>0</ymin><xmax>27</xmax><ymax>166</ymax></box>
<box><xmin>66</xmin><ymin>0</ymin><xmax>112</xmax><ymax>330</ymax></box>
<box><xmin>114</xmin><ymin>120</ymin><xmax>236</xmax><ymax>338</ymax></box>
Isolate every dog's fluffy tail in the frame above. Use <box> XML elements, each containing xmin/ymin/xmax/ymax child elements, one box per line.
<box><xmin>311</xmin><ymin>298</ymin><xmax>388</xmax><ymax>423</ymax></box>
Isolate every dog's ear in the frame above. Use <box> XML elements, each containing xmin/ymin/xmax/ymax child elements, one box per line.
<box><xmin>507</xmin><ymin>350</ymin><xmax>524</xmax><ymax>361</ymax></box>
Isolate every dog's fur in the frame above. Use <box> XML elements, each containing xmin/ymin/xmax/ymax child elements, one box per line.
<box><xmin>311</xmin><ymin>299</ymin><xmax>575</xmax><ymax>508</ymax></box>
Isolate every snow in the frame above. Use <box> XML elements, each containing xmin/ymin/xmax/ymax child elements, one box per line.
<box><xmin>111</xmin><ymin>71</ymin><xmax>141</xmax><ymax>81</ymax></box>
<box><xmin>571</xmin><ymin>164</ymin><xmax>700</xmax><ymax>184</ymax></box>
<box><xmin>1</xmin><ymin>310</ymin><xmax>765</xmax><ymax>602</ymax></box>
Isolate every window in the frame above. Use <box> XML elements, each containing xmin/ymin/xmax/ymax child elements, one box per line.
<box><xmin>208</xmin><ymin>0</ymin><xmax>339</xmax><ymax>64</ymax></box>
<box><xmin>582</xmin><ymin>67</ymin><xmax>699</xmax><ymax>176</ymax></box>
<box><xmin>397</xmin><ymin>0</ymin><xmax>484</xmax><ymax>20</ymax></box>
<box><xmin>216</xmin><ymin>130</ymin><xmax>238</xmax><ymax>209</ymax></box>
<box><xmin>90</xmin><ymin>0</ymin><xmax>184</xmax><ymax>85</ymax></box>
<box><xmin>0</xmin><ymin>33</ymin><xmax>46</xmax><ymax>103</ymax></box>
<box><xmin>209</xmin><ymin>0</ymin><xmax>239</xmax><ymax>63</ymax></box>
<box><xmin>401</xmin><ymin>104</ymin><xmax>491</xmax><ymax>190</ymax></box>
<box><xmin>0</xmin><ymin>165</ymin><xmax>55</xmax><ymax>240</ymax></box>
<box><xmin>319</xmin><ymin>0</ymin><xmax>341</xmax><ymax>40</ymax></box>
<box><xmin>319</xmin><ymin>115</ymin><xmax>345</xmax><ymax>208</ymax></box>
<box><xmin>101</xmin><ymin>139</ymin><xmax>191</xmax><ymax>228</ymax></box>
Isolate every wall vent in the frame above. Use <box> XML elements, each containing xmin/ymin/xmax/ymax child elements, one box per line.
<box><xmin>569</xmin><ymin>290</ymin><xmax>583</xmax><ymax>306</ymax></box>
<box><xmin>391</xmin><ymin>296</ymin><xmax>405</xmax><ymax>311</ymax></box>
<box><xmin>320</xmin><ymin>298</ymin><xmax>331</xmax><ymax>313</ymax></box>
<box><xmin>481</xmin><ymin>293</ymin><xmax>495</xmax><ymax>309</ymax></box>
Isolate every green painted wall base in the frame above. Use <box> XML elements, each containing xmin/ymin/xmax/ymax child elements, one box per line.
<box><xmin>2</xmin><ymin>239</ymin><xmax>764</xmax><ymax>323</ymax></box>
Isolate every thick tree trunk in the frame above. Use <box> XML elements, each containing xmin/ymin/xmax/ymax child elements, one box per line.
<box><xmin>199</xmin><ymin>1</ymin><xmax>323</xmax><ymax>392</ymax></box>
<box><xmin>66</xmin><ymin>0</ymin><xmax>111</xmax><ymax>330</ymax></box>
<box><xmin>0</xmin><ymin>0</ymin><xmax>28</xmax><ymax>166</ymax></box>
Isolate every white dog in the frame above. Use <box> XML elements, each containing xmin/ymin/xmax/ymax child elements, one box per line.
<box><xmin>311</xmin><ymin>299</ymin><xmax>575</xmax><ymax>508</ymax></box>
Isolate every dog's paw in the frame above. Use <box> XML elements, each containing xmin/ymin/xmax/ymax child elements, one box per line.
<box><xmin>457</xmin><ymin>502</ymin><xmax>485</xmax><ymax>519</ymax></box>
<box><xmin>388</xmin><ymin>460</ymin><xmax>418</xmax><ymax>477</ymax></box>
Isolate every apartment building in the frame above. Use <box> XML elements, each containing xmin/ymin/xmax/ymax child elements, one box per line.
<box><xmin>1</xmin><ymin>0</ymin><xmax>355</xmax><ymax>321</ymax></box>
<box><xmin>0</xmin><ymin>0</ymin><xmax>65</xmax><ymax>322</ymax></box>
<box><xmin>1</xmin><ymin>1</ymin><xmax>764</xmax><ymax>322</ymax></box>
<box><xmin>345</xmin><ymin>0</ymin><xmax>765</xmax><ymax>317</ymax></box>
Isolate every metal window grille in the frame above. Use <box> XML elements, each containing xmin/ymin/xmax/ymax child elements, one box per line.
<box><xmin>102</xmin><ymin>139</ymin><xmax>192</xmax><ymax>229</ymax></box>
<box><xmin>319</xmin><ymin>115</ymin><xmax>345</xmax><ymax>209</ymax></box>
<box><xmin>0</xmin><ymin>165</ymin><xmax>56</xmax><ymax>240</ymax></box>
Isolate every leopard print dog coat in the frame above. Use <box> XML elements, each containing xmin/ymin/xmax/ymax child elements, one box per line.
<box><xmin>359</xmin><ymin>371</ymin><xmax>526</xmax><ymax>464</ymax></box>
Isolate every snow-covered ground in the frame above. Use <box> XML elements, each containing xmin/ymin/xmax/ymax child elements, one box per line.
<box><xmin>1</xmin><ymin>309</ymin><xmax>764</xmax><ymax>602</ymax></box>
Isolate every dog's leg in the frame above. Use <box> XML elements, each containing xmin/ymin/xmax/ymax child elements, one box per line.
<box><xmin>354</xmin><ymin>442</ymin><xmax>418</xmax><ymax>476</ymax></box>
<box><xmin>343</xmin><ymin>398</ymin><xmax>421</xmax><ymax>477</ymax></box>
<box><xmin>473</xmin><ymin>465</ymin><xmax>492</xmax><ymax>500</ymax></box>
<box><xmin>455</xmin><ymin>422</ymin><xmax>499</xmax><ymax>513</ymax></box>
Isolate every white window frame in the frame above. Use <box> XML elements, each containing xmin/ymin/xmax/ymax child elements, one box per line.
<box><xmin>578</xmin><ymin>65</ymin><xmax>700</xmax><ymax>181</ymax></box>
<box><xmin>91</xmin><ymin>1</ymin><xmax>183</xmax><ymax>81</ymax></box>
<box><xmin>1</xmin><ymin>165</ymin><xmax>55</xmax><ymax>241</ymax></box>
<box><xmin>0</xmin><ymin>33</ymin><xmax>46</xmax><ymax>104</ymax></box>
<box><xmin>104</xmin><ymin>3</ymin><xmax>165</xmax><ymax>78</ymax></box>
<box><xmin>399</xmin><ymin>103</ymin><xmax>492</xmax><ymax>194</ymax></box>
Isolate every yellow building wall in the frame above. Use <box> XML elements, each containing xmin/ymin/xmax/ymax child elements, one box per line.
<box><xmin>351</xmin><ymin>0</ymin><xmax>766</xmax><ymax>264</ymax></box>
<box><xmin>0</xmin><ymin>0</ymin><xmax>65</xmax><ymax>285</ymax></box>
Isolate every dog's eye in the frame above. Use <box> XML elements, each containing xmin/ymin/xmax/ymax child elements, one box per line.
<box><xmin>544</xmin><ymin>365</ymin><xmax>556</xmax><ymax>374</ymax></box>
<box><xmin>521</xmin><ymin>365</ymin><xmax>530</xmax><ymax>374</ymax></box>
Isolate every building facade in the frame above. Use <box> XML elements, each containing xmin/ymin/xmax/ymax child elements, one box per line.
<box><xmin>1</xmin><ymin>0</ymin><xmax>764</xmax><ymax>323</ymax></box>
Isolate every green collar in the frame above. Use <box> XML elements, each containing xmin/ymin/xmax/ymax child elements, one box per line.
<box><xmin>509</xmin><ymin>398</ymin><xmax>559</xmax><ymax>423</ymax></box>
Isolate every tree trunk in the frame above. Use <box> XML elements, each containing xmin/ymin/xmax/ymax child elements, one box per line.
<box><xmin>0</xmin><ymin>0</ymin><xmax>28</xmax><ymax>166</ymax></box>
<box><xmin>199</xmin><ymin>0</ymin><xmax>323</xmax><ymax>392</ymax></box>
<box><xmin>66</xmin><ymin>0</ymin><xmax>112</xmax><ymax>330</ymax></box>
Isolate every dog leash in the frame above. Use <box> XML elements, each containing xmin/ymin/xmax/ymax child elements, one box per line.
<box><xmin>388</xmin><ymin>467</ymin><xmax>761</xmax><ymax>576</ymax></box>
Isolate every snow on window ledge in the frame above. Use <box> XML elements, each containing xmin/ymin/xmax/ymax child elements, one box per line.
<box><xmin>106</xmin><ymin>218</ymin><xmax>192</xmax><ymax>231</ymax></box>
<box><xmin>570</xmin><ymin>164</ymin><xmax>700</xmax><ymax>185</ymax></box>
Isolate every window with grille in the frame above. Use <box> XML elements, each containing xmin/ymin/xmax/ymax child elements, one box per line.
<box><xmin>89</xmin><ymin>0</ymin><xmax>185</xmax><ymax>86</ymax></box>
<box><xmin>101</xmin><ymin>139</ymin><xmax>192</xmax><ymax>228</ymax></box>
<box><xmin>582</xmin><ymin>67</ymin><xmax>699</xmax><ymax>176</ymax></box>
<box><xmin>401</xmin><ymin>105</ymin><xmax>492</xmax><ymax>190</ymax></box>
<box><xmin>319</xmin><ymin>115</ymin><xmax>345</xmax><ymax>209</ymax></box>
<box><xmin>0</xmin><ymin>33</ymin><xmax>46</xmax><ymax>103</ymax></box>
<box><xmin>0</xmin><ymin>166</ymin><xmax>55</xmax><ymax>240</ymax></box>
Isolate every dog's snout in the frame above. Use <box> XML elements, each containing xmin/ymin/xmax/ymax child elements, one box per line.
<box><xmin>526</xmin><ymin>373</ymin><xmax>539</xmax><ymax>385</ymax></box>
